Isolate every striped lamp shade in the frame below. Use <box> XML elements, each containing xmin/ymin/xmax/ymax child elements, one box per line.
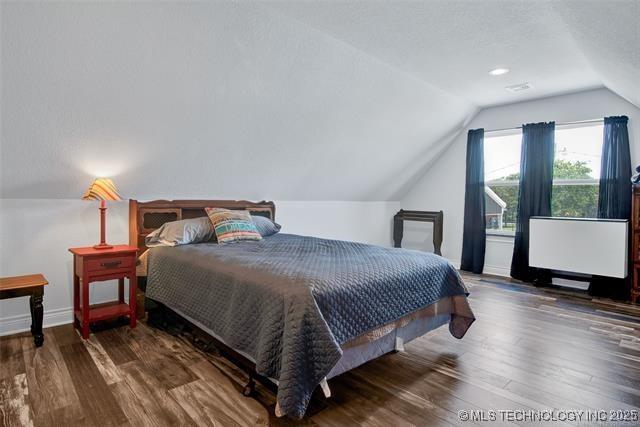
<box><xmin>82</xmin><ymin>178</ymin><xmax>122</xmax><ymax>201</ymax></box>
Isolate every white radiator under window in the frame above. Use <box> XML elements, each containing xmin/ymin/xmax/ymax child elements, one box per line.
<box><xmin>529</xmin><ymin>217</ymin><xmax>628</xmax><ymax>278</ymax></box>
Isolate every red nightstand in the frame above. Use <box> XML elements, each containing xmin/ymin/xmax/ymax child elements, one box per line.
<box><xmin>68</xmin><ymin>245</ymin><xmax>138</xmax><ymax>339</ymax></box>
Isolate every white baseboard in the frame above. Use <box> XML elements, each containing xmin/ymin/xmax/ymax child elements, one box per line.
<box><xmin>0</xmin><ymin>307</ymin><xmax>73</xmax><ymax>337</ymax></box>
<box><xmin>448</xmin><ymin>258</ymin><xmax>511</xmax><ymax>278</ymax></box>
<box><xmin>483</xmin><ymin>264</ymin><xmax>511</xmax><ymax>277</ymax></box>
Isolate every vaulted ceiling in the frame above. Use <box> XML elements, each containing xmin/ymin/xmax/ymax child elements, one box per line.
<box><xmin>267</xmin><ymin>0</ymin><xmax>639</xmax><ymax>108</ymax></box>
<box><xmin>1</xmin><ymin>1</ymin><xmax>637</xmax><ymax>201</ymax></box>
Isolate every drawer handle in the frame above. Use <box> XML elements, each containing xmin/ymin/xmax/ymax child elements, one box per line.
<box><xmin>100</xmin><ymin>261</ymin><xmax>122</xmax><ymax>269</ymax></box>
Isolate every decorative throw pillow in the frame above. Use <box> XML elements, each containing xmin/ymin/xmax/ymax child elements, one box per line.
<box><xmin>251</xmin><ymin>215</ymin><xmax>282</xmax><ymax>237</ymax></box>
<box><xmin>145</xmin><ymin>217</ymin><xmax>216</xmax><ymax>247</ymax></box>
<box><xmin>205</xmin><ymin>208</ymin><xmax>262</xmax><ymax>244</ymax></box>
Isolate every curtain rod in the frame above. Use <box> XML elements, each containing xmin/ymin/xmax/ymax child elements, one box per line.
<box><xmin>484</xmin><ymin>118</ymin><xmax>603</xmax><ymax>134</ymax></box>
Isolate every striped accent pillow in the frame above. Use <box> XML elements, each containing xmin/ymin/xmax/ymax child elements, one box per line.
<box><xmin>205</xmin><ymin>208</ymin><xmax>262</xmax><ymax>244</ymax></box>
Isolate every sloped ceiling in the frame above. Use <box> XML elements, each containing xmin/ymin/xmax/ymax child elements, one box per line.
<box><xmin>551</xmin><ymin>0</ymin><xmax>640</xmax><ymax>108</ymax></box>
<box><xmin>1</xmin><ymin>1</ymin><xmax>637</xmax><ymax>201</ymax></box>
<box><xmin>267</xmin><ymin>0</ymin><xmax>638</xmax><ymax>108</ymax></box>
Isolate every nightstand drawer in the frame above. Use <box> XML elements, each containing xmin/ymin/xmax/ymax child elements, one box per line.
<box><xmin>85</xmin><ymin>256</ymin><xmax>134</xmax><ymax>273</ymax></box>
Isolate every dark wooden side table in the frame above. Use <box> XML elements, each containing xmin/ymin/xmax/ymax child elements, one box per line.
<box><xmin>393</xmin><ymin>209</ymin><xmax>444</xmax><ymax>255</ymax></box>
<box><xmin>68</xmin><ymin>245</ymin><xmax>138</xmax><ymax>339</ymax></box>
<box><xmin>0</xmin><ymin>274</ymin><xmax>48</xmax><ymax>346</ymax></box>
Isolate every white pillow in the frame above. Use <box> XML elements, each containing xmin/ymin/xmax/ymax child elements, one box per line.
<box><xmin>145</xmin><ymin>217</ymin><xmax>215</xmax><ymax>247</ymax></box>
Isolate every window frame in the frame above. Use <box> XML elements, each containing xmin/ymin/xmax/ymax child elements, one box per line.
<box><xmin>483</xmin><ymin>128</ymin><xmax>522</xmax><ymax>237</ymax></box>
<box><xmin>482</xmin><ymin>121</ymin><xmax>603</xmax><ymax>237</ymax></box>
<box><xmin>550</xmin><ymin>121</ymin><xmax>602</xmax><ymax>219</ymax></box>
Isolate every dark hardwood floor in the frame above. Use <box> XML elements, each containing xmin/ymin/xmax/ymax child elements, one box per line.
<box><xmin>2</xmin><ymin>274</ymin><xmax>640</xmax><ymax>426</ymax></box>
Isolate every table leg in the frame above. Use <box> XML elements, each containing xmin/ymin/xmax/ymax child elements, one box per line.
<box><xmin>31</xmin><ymin>288</ymin><xmax>44</xmax><ymax>347</ymax></box>
<box><xmin>29</xmin><ymin>294</ymin><xmax>35</xmax><ymax>334</ymax></box>
<box><xmin>81</xmin><ymin>273</ymin><xmax>90</xmax><ymax>339</ymax></box>
<box><xmin>129</xmin><ymin>273</ymin><xmax>137</xmax><ymax>328</ymax></box>
<box><xmin>433</xmin><ymin>211</ymin><xmax>444</xmax><ymax>256</ymax></box>
<box><xmin>393</xmin><ymin>217</ymin><xmax>403</xmax><ymax>248</ymax></box>
<box><xmin>73</xmin><ymin>271</ymin><xmax>80</xmax><ymax>328</ymax></box>
<box><xmin>118</xmin><ymin>278</ymin><xmax>125</xmax><ymax>303</ymax></box>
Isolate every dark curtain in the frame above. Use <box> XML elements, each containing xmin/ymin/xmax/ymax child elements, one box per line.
<box><xmin>590</xmin><ymin>116</ymin><xmax>632</xmax><ymax>299</ymax></box>
<box><xmin>598</xmin><ymin>116</ymin><xmax>632</xmax><ymax>219</ymax></box>
<box><xmin>511</xmin><ymin>122</ymin><xmax>555</xmax><ymax>282</ymax></box>
<box><xmin>461</xmin><ymin>128</ymin><xmax>486</xmax><ymax>274</ymax></box>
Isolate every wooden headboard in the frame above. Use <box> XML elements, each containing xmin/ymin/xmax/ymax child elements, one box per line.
<box><xmin>129</xmin><ymin>199</ymin><xmax>276</xmax><ymax>253</ymax></box>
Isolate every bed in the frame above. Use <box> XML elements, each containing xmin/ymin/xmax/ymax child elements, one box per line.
<box><xmin>130</xmin><ymin>199</ymin><xmax>475</xmax><ymax>418</ymax></box>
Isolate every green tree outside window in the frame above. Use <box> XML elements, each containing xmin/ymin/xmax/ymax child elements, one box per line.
<box><xmin>489</xmin><ymin>160</ymin><xmax>598</xmax><ymax>231</ymax></box>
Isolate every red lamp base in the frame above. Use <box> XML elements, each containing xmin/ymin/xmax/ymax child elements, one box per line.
<box><xmin>93</xmin><ymin>243</ymin><xmax>114</xmax><ymax>250</ymax></box>
<box><xmin>94</xmin><ymin>201</ymin><xmax>112</xmax><ymax>250</ymax></box>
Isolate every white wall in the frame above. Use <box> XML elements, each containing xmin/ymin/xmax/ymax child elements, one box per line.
<box><xmin>0</xmin><ymin>1</ymin><xmax>473</xmax><ymax>202</ymax></box>
<box><xmin>276</xmin><ymin>201</ymin><xmax>399</xmax><ymax>246</ymax></box>
<box><xmin>401</xmin><ymin>88</ymin><xmax>640</xmax><ymax>276</ymax></box>
<box><xmin>0</xmin><ymin>199</ymin><xmax>399</xmax><ymax>335</ymax></box>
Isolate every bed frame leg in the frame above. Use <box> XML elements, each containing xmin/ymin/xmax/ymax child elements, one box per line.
<box><xmin>395</xmin><ymin>337</ymin><xmax>405</xmax><ymax>352</ymax></box>
<box><xmin>242</xmin><ymin>375</ymin><xmax>256</xmax><ymax>397</ymax></box>
<box><xmin>320</xmin><ymin>378</ymin><xmax>331</xmax><ymax>398</ymax></box>
<box><xmin>275</xmin><ymin>402</ymin><xmax>284</xmax><ymax>418</ymax></box>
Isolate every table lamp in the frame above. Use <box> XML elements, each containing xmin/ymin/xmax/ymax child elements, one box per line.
<box><xmin>82</xmin><ymin>178</ymin><xmax>122</xmax><ymax>249</ymax></box>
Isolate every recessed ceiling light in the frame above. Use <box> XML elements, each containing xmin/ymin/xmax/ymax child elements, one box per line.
<box><xmin>489</xmin><ymin>68</ymin><xmax>510</xmax><ymax>76</ymax></box>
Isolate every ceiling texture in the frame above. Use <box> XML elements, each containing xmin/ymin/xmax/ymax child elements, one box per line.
<box><xmin>1</xmin><ymin>1</ymin><xmax>638</xmax><ymax>201</ymax></box>
<box><xmin>268</xmin><ymin>0</ymin><xmax>638</xmax><ymax>108</ymax></box>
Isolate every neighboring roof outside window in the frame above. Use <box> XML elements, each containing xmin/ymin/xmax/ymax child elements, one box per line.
<box><xmin>484</xmin><ymin>186</ymin><xmax>507</xmax><ymax>209</ymax></box>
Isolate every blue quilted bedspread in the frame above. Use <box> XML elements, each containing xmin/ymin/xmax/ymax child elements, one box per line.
<box><xmin>145</xmin><ymin>233</ymin><xmax>473</xmax><ymax>418</ymax></box>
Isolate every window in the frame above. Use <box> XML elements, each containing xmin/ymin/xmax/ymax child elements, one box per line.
<box><xmin>484</xmin><ymin>131</ymin><xmax>522</xmax><ymax>233</ymax></box>
<box><xmin>483</xmin><ymin>122</ymin><xmax>603</xmax><ymax>235</ymax></box>
<box><xmin>552</xmin><ymin>123</ymin><xmax>603</xmax><ymax>218</ymax></box>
